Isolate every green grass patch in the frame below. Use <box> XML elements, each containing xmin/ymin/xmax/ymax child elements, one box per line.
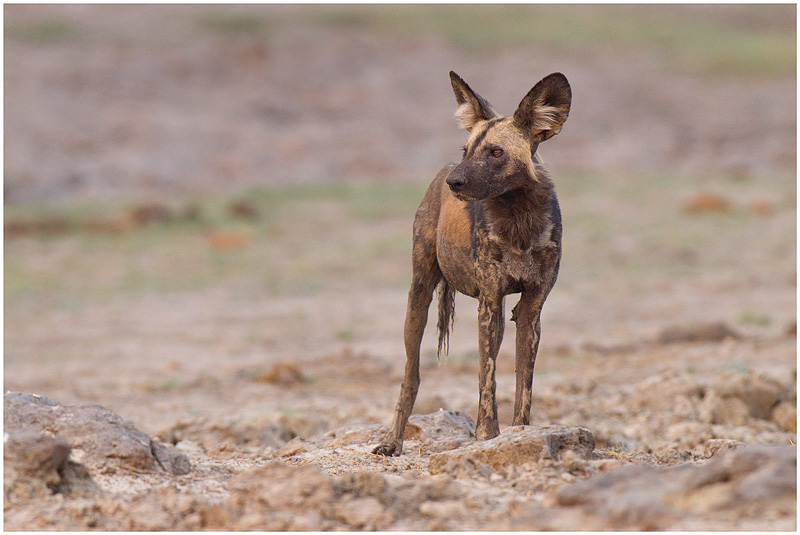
<box><xmin>5</xmin><ymin>173</ymin><xmax>794</xmax><ymax>314</ymax></box>
<box><xmin>198</xmin><ymin>10</ymin><xmax>268</xmax><ymax>36</ymax></box>
<box><xmin>335</xmin><ymin>329</ymin><xmax>356</xmax><ymax>342</ymax></box>
<box><xmin>738</xmin><ymin>311</ymin><xmax>772</xmax><ymax>327</ymax></box>
<box><xmin>5</xmin><ymin>17</ymin><xmax>78</xmax><ymax>44</ymax></box>
<box><xmin>6</xmin><ymin>6</ymin><xmax>793</xmax><ymax>77</ymax></box>
<box><xmin>300</xmin><ymin>4</ymin><xmax>795</xmax><ymax>77</ymax></box>
<box><xmin>155</xmin><ymin>379</ymin><xmax>185</xmax><ymax>392</ymax></box>
<box><xmin>4</xmin><ymin>182</ymin><xmax>424</xmax><ymax>310</ymax></box>
<box><xmin>239</xmin><ymin>182</ymin><xmax>426</xmax><ymax>222</ymax></box>
<box><xmin>558</xmin><ymin>170</ymin><xmax>796</xmax><ymax>280</ymax></box>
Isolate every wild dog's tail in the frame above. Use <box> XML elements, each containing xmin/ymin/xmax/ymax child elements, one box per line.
<box><xmin>436</xmin><ymin>279</ymin><xmax>456</xmax><ymax>359</ymax></box>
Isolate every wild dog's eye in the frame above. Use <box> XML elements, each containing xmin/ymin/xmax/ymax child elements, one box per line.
<box><xmin>490</xmin><ymin>148</ymin><xmax>504</xmax><ymax>158</ymax></box>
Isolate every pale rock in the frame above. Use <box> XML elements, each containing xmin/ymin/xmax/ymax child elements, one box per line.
<box><xmin>429</xmin><ymin>425</ymin><xmax>595</xmax><ymax>474</ymax></box>
<box><xmin>4</xmin><ymin>392</ymin><xmax>190</xmax><ymax>476</ymax></box>
<box><xmin>711</xmin><ymin>372</ymin><xmax>784</xmax><ymax>419</ymax></box>
<box><xmin>555</xmin><ymin>445</ymin><xmax>795</xmax><ymax>529</ymax></box>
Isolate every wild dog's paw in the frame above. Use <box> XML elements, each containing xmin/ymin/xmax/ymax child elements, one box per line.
<box><xmin>372</xmin><ymin>442</ymin><xmax>402</xmax><ymax>457</ymax></box>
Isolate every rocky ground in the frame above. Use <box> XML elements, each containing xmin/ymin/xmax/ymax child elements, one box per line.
<box><xmin>4</xmin><ymin>376</ymin><xmax>796</xmax><ymax>531</ymax></box>
<box><xmin>4</xmin><ymin>4</ymin><xmax>797</xmax><ymax>531</ymax></box>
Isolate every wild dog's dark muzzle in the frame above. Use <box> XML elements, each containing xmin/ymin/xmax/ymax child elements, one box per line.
<box><xmin>446</xmin><ymin>160</ymin><xmax>492</xmax><ymax>201</ymax></box>
<box><xmin>446</xmin><ymin>172</ymin><xmax>466</xmax><ymax>193</ymax></box>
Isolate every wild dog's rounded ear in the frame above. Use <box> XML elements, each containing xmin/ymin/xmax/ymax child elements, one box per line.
<box><xmin>513</xmin><ymin>72</ymin><xmax>571</xmax><ymax>143</ymax></box>
<box><xmin>449</xmin><ymin>71</ymin><xmax>497</xmax><ymax>132</ymax></box>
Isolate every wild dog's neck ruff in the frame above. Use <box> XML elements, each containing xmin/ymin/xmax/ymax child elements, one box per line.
<box><xmin>483</xmin><ymin>158</ymin><xmax>555</xmax><ymax>251</ymax></box>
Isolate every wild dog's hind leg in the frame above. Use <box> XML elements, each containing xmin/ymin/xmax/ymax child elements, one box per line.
<box><xmin>374</xmin><ymin>230</ymin><xmax>441</xmax><ymax>457</ymax></box>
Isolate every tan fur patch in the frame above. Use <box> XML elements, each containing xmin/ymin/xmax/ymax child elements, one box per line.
<box><xmin>531</xmin><ymin>103</ymin><xmax>561</xmax><ymax>132</ymax></box>
<box><xmin>455</xmin><ymin>103</ymin><xmax>483</xmax><ymax>131</ymax></box>
<box><xmin>438</xmin><ymin>194</ymin><xmax>471</xmax><ymax>249</ymax></box>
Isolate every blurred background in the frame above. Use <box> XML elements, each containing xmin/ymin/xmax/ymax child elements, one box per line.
<box><xmin>4</xmin><ymin>5</ymin><xmax>796</xmax><ymax>443</ymax></box>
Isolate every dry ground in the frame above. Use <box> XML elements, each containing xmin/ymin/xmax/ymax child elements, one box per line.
<box><xmin>4</xmin><ymin>4</ymin><xmax>797</xmax><ymax>531</ymax></box>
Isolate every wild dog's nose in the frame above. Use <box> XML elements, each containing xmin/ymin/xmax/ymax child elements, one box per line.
<box><xmin>446</xmin><ymin>173</ymin><xmax>466</xmax><ymax>192</ymax></box>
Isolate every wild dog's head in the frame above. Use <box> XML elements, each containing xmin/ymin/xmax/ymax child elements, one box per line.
<box><xmin>446</xmin><ymin>71</ymin><xmax>571</xmax><ymax>201</ymax></box>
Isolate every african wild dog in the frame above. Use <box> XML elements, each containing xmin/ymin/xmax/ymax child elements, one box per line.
<box><xmin>374</xmin><ymin>71</ymin><xmax>571</xmax><ymax>456</ymax></box>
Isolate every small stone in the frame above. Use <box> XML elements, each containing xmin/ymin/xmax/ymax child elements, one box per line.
<box><xmin>771</xmin><ymin>401</ymin><xmax>797</xmax><ymax>433</ymax></box>
<box><xmin>151</xmin><ymin>441</ymin><xmax>191</xmax><ymax>475</ymax></box>
<box><xmin>712</xmin><ymin>373</ymin><xmax>783</xmax><ymax>420</ymax></box>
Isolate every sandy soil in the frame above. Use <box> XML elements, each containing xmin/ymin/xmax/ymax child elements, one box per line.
<box><xmin>4</xmin><ymin>4</ymin><xmax>796</xmax><ymax>531</ymax></box>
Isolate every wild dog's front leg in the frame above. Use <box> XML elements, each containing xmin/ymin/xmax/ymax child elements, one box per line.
<box><xmin>511</xmin><ymin>290</ymin><xmax>544</xmax><ymax>426</ymax></box>
<box><xmin>373</xmin><ymin>275</ymin><xmax>438</xmax><ymax>456</ymax></box>
<box><xmin>475</xmin><ymin>297</ymin><xmax>504</xmax><ymax>440</ymax></box>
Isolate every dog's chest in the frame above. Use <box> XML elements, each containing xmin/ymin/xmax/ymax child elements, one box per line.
<box><xmin>437</xmin><ymin>221</ymin><xmax>554</xmax><ymax>298</ymax></box>
<box><xmin>481</xmin><ymin>234</ymin><xmax>552</xmax><ymax>293</ymax></box>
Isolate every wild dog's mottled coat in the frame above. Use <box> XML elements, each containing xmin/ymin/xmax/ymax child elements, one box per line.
<box><xmin>374</xmin><ymin>71</ymin><xmax>571</xmax><ymax>456</ymax></box>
